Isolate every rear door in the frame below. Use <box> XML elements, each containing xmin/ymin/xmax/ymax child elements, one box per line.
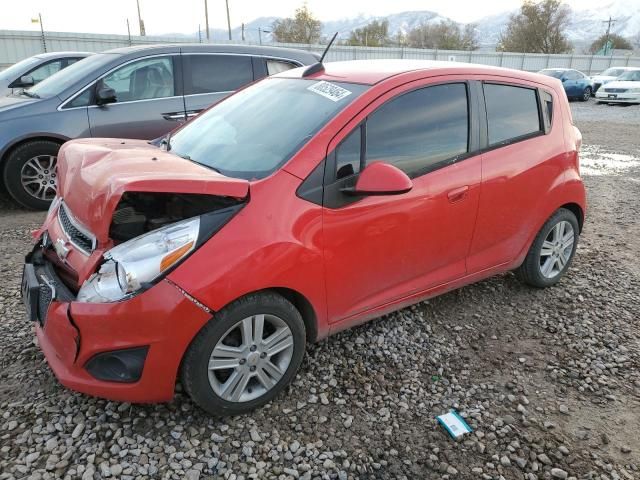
<box><xmin>182</xmin><ymin>54</ymin><xmax>254</xmax><ymax>120</ymax></box>
<box><xmin>88</xmin><ymin>54</ymin><xmax>185</xmax><ymax>139</ymax></box>
<box><xmin>322</xmin><ymin>80</ymin><xmax>482</xmax><ymax>322</ymax></box>
<box><xmin>467</xmin><ymin>80</ymin><xmax>564</xmax><ymax>272</ymax></box>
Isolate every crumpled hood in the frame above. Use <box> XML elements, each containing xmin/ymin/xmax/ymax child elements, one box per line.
<box><xmin>57</xmin><ymin>138</ymin><xmax>249</xmax><ymax>243</ymax></box>
<box><xmin>601</xmin><ymin>80</ymin><xmax>640</xmax><ymax>90</ymax></box>
<box><xmin>591</xmin><ymin>75</ymin><xmax>616</xmax><ymax>83</ymax></box>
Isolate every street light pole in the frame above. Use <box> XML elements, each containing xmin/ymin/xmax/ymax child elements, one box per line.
<box><xmin>38</xmin><ymin>13</ymin><xmax>46</xmax><ymax>52</ymax></box>
<box><xmin>204</xmin><ymin>0</ymin><xmax>210</xmax><ymax>41</ymax></box>
<box><xmin>136</xmin><ymin>0</ymin><xmax>146</xmax><ymax>36</ymax></box>
<box><xmin>225</xmin><ymin>0</ymin><xmax>232</xmax><ymax>40</ymax></box>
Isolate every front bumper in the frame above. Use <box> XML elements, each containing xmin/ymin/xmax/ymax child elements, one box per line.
<box><xmin>595</xmin><ymin>91</ymin><xmax>640</xmax><ymax>103</ymax></box>
<box><xmin>24</xmin><ymin>247</ymin><xmax>212</xmax><ymax>403</ymax></box>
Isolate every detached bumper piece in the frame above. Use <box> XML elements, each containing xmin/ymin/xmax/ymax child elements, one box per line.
<box><xmin>21</xmin><ymin>247</ymin><xmax>75</xmax><ymax>325</ymax></box>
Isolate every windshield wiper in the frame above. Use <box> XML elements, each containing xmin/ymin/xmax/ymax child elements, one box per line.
<box><xmin>20</xmin><ymin>90</ymin><xmax>40</xmax><ymax>99</ymax></box>
<box><xmin>175</xmin><ymin>152</ymin><xmax>223</xmax><ymax>175</ymax></box>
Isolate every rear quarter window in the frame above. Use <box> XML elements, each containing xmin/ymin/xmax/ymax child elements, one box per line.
<box><xmin>184</xmin><ymin>55</ymin><xmax>253</xmax><ymax>94</ymax></box>
<box><xmin>483</xmin><ymin>83</ymin><xmax>541</xmax><ymax>146</ymax></box>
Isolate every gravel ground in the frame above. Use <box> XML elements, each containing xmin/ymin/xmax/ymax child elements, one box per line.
<box><xmin>1</xmin><ymin>101</ymin><xmax>639</xmax><ymax>480</ymax></box>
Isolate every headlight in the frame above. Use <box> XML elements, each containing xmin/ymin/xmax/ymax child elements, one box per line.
<box><xmin>77</xmin><ymin>217</ymin><xmax>200</xmax><ymax>302</ymax></box>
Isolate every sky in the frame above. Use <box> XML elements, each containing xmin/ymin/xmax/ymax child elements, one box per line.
<box><xmin>0</xmin><ymin>0</ymin><xmax>610</xmax><ymax>36</ymax></box>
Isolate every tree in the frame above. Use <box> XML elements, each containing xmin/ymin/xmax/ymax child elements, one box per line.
<box><xmin>497</xmin><ymin>0</ymin><xmax>572</xmax><ymax>54</ymax></box>
<box><xmin>347</xmin><ymin>20</ymin><xmax>390</xmax><ymax>47</ymax></box>
<box><xmin>406</xmin><ymin>20</ymin><xmax>478</xmax><ymax>51</ymax></box>
<box><xmin>589</xmin><ymin>33</ymin><xmax>633</xmax><ymax>53</ymax></box>
<box><xmin>272</xmin><ymin>5</ymin><xmax>322</xmax><ymax>44</ymax></box>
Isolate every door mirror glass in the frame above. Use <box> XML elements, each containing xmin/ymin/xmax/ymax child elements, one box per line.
<box><xmin>19</xmin><ymin>75</ymin><xmax>35</xmax><ymax>87</ymax></box>
<box><xmin>350</xmin><ymin>162</ymin><xmax>413</xmax><ymax>196</ymax></box>
<box><xmin>96</xmin><ymin>85</ymin><xmax>117</xmax><ymax>105</ymax></box>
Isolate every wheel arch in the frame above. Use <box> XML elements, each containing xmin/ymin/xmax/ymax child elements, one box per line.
<box><xmin>560</xmin><ymin>202</ymin><xmax>584</xmax><ymax>232</ymax></box>
<box><xmin>0</xmin><ymin>134</ymin><xmax>69</xmax><ymax>173</ymax></box>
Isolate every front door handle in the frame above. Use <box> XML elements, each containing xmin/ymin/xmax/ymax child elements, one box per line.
<box><xmin>447</xmin><ymin>185</ymin><xmax>469</xmax><ymax>203</ymax></box>
<box><xmin>185</xmin><ymin>109</ymin><xmax>202</xmax><ymax>119</ymax></box>
<box><xmin>162</xmin><ymin>112</ymin><xmax>187</xmax><ymax>121</ymax></box>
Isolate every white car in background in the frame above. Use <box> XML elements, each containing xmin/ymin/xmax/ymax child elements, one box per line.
<box><xmin>595</xmin><ymin>69</ymin><xmax>640</xmax><ymax>104</ymax></box>
<box><xmin>591</xmin><ymin>67</ymin><xmax>640</xmax><ymax>92</ymax></box>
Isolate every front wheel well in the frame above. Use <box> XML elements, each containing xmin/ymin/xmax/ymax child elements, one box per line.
<box><xmin>1</xmin><ymin>136</ymin><xmax>66</xmax><ymax>172</ymax></box>
<box><xmin>560</xmin><ymin>203</ymin><xmax>584</xmax><ymax>232</ymax></box>
<box><xmin>270</xmin><ymin>288</ymin><xmax>318</xmax><ymax>343</ymax></box>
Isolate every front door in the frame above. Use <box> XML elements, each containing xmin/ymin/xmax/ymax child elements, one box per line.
<box><xmin>88</xmin><ymin>55</ymin><xmax>185</xmax><ymax>139</ymax></box>
<box><xmin>322</xmin><ymin>81</ymin><xmax>481</xmax><ymax>323</ymax></box>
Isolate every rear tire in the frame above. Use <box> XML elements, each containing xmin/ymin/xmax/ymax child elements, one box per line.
<box><xmin>516</xmin><ymin>208</ymin><xmax>580</xmax><ymax>288</ymax></box>
<box><xmin>181</xmin><ymin>292</ymin><xmax>306</xmax><ymax>416</ymax></box>
<box><xmin>3</xmin><ymin>140</ymin><xmax>60</xmax><ymax>210</ymax></box>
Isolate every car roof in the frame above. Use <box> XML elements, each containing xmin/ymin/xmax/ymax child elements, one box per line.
<box><xmin>103</xmin><ymin>43</ymin><xmax>320</xmax><ymax>63</ymax></box>
<box><xmin>278</xmin><ymin>59</ymin><xmax>564</xmax><ymax>86</ymax></box>
<box><xmin>33</xmin><ymin>51</ymin><xmax>93</xmax><ymax>59</ymax></box>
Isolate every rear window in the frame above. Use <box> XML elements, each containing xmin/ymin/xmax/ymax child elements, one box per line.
<box><xmin>183</xmin><ymin>55</ymin><xmax>253</xmax><ymax>95</ymax></box>
<box><xmin>483</xmin><ymin>83</ymin><xmax>541</xmax><ymax>146</ymax></box>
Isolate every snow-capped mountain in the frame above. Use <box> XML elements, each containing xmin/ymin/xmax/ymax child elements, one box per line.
<box><xmin>182</xmin><ymin>0</ymin><xmax>640</xmax><ymax>50</ymax></box>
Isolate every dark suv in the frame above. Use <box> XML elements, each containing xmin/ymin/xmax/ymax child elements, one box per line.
<box><xmin>0</xmin><ymin>44</ymin><xmax>319</xmax><ymax>209</ymax></box>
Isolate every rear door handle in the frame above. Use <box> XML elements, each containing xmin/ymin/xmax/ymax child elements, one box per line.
<box><xmin>447</xmin><ymin>185</ymin><xmax>469</xmax><ymax>203</ymax></box>
<box><xmin>162</xmin><ymin>112</ymin><xmax>187</xmax><ymax>121</ymax></box>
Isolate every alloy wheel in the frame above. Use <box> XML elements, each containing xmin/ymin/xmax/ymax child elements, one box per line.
<box><xmin>207</xmin><ymin>314</ymin><xmax>294</xmax><ymax>402</ymax></box>
<box><xmin>539</xmin><ymin>220</ymin><xmax>575</xmax><ymax>279</ymax></box>
<box><xmin>583</xmin><ymin>88</ymin><xmax>591</xmax><ymax>101</ymax></box>
<box><xmin>20</xmin><ymin>155</ymin><xmax>57</xmax><ymax>201</ymax></box>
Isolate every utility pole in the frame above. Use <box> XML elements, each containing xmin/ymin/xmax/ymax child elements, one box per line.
<box><xmin>258</xmin><ymin>27</ymin><xmax>262</xmax><ymax>45</ymax></box>
<box><xmin>204</xmin><ymin>0</ymin><xmax>210</xmax><ymax>41</ymax></box>
<box><xmin>136</xmin><ymin>0</ymin><xmax>146</xmax><ymax>36</ymax></box>
<box><xmin>126</xmin><ymin>19</ymin><xmax>132</xmax><ymax>46</ymax></box>
<box><xmin>241</xmin><ymin>23</ymin><xmax>245</xmax><ymax>41</ymax></box>
<box><xmin>38</xmin><ymin>13</ymin><xmax>46</xmax><ymax>52</ymax></box>
<box><xmin>602</xmin><ymin>16</ymin><xmax>617</xmax><ymax>55</ymax></box>
<box><xmin>198</xmin><ymin>24</ymin><xmax>202</xmax><ymax>43</ymax></box>
<box><xmin>225</xmin><ymin>0</ymin><xmax>232</xmax><ymax>41</ymax></box>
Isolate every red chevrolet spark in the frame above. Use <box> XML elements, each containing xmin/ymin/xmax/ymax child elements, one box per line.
<box><xmin>22</xmin><ymin>60</ymin><xmax>586</xmax><ymax>415</ymax></box>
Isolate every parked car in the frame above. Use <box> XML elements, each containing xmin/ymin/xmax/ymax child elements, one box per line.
<box><xmin>22</xmin><ymin>60</ymin><xmax>586</xmax><ymax>415</ymax></box>
<box><xmin>594</xmin><ymin>68</ymin><xmax>640</xmax><ymax>104</ymax></box>
<box><xmin>0</xmin><ymin>52</ymin><xmax>92</xmax><ymax>97</ymax></box>
<box><xmin>0</xmin><ymin>44</ymin><xmax>319</xmax><ymax>209</ymax></box>
<box><xmin>538</xmin><ymin>68</ymin><xmax>593</xmax><ymax>101</ymax></box>
<box><xmin>590</xmin><ymin>67</ymin><xmax>640</xmax><ymax>92</ymax></box>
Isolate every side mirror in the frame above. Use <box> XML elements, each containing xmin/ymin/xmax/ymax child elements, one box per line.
<box><xmin>561</xmin><ymin>77</ymin><xmax>567</xmax><ymax>82</ymax></box>
<box><xmin>96</xmin><ymin>85</ymin><xmax>117</xmax><ymax>105</ymax></box>
<box><xmin>345</xmin><ymin>162</ymin><xmax>413</xmax><ymax>196</ymax></box>
<box><xmin>19</xmin><ymin>75</ymin><xmax>34</xmax><ymax>87</ymax></box>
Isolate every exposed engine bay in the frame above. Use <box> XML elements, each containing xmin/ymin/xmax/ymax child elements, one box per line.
<box><xmin>109</xmin><ymin>192</ymin><xmax>244</xmax><ymax>243</ymax></box>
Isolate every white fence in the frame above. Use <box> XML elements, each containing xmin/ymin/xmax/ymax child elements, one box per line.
<box><xmin>2</xmin><ymin>29</ymin><xmax>639</xmax><ymax>75</ymax></box>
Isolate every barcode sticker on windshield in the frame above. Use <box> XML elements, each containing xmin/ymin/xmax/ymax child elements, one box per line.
<box><xmin>307</xmin><ymin>81</ymin><xmax>352</xmax><ymax>102</ymax></box>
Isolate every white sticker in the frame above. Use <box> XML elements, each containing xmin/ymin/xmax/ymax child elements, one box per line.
<box><xmin>307</xmin><ymin>81</ymin><xmax>352</xmax><ymax>102</ymax></box>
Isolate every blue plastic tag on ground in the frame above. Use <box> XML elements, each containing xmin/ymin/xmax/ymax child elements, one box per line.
<box><xmin>437</xmin><ymin>410</ymin><xmax>473</xmax><ymax>439</ymax></box>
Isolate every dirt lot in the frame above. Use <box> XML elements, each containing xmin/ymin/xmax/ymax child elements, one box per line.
<box><xmin>1</xmin><ymin>101</ymin><xmax>639</xmax><ymax>480</ymax></box>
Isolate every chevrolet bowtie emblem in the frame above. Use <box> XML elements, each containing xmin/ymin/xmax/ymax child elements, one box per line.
<box><xmin>54</xmin><ymin>238</ymin><xmax>70</xmax><ymax>260</ymax></box>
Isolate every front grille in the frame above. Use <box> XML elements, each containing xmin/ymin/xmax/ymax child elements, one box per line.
<box><xmin>58</xmin><ymin>203</ymin><xmax>96</xmax><ymax>253</ymax></box>
<box><xmin>603</xmin><ymin>88</ymin><xmax>627</xmax><ymax>93</ymax></box>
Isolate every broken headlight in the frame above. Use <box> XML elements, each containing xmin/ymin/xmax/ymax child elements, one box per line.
<box><xmin>77</xmin><ymin>217</ymin><xmax>199</xmax><ymax>303</ymax></box>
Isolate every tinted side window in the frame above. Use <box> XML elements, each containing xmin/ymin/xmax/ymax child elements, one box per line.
<box><xmin>366</xmin><ymin>83</ymin><xmax>469</xmax><ymax>177</ymax></box>
<box><xmin>184</xmin><ymin>55</ymin><xmax>253</xmax><ymax>94</ymax></box>
<box><xmin>483</xmin><ymin>84</ymin><xmax>541</xmax><ymax>146</ymax></box>
<box><xmin>267</xmin><ymin>59</ymin><xmax>297</xmax><ymax>75</ymax></box>
<box><xmin>541</xmin><ymin>90</ymin><xmax>553</xmax><ymax>133</ymax></box>
<box><xmin>101</xmin><ymin>56</ymin><xmax>175</xmax><ymax>103</ymax></box>
<box><xmin>335</xmin><ymin>126</ymin><xmax>362</xmax><ymax>179</ymax></box>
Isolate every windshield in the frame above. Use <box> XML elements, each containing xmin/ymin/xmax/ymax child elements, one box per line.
<box><xmin>601</xmin><ymin>68</ymin><xmax>624</xmax><ymax>77</ymax></box>
<box><xmin>539</xmin><ymin>70</ymin><xmax>564</xmax><ymax>79</ymax></box>
<box><xmin>617</xmin><ymin>70</ymin><xmax>640</xmax><ymax>81</ymax></box>
<box><xmin>29</xmin><ymin>53</ymin><xmax>116</xmax><ymax>98</ymax></box>
<box><xmin>0</xmin><ymin>56</ymin><xmax>41</xmax><ymax>82</ymax></box>
<box><xmin>169</xmin><ymin>78</ymin><xmax>368</xmax><ymax>180</ymax></box>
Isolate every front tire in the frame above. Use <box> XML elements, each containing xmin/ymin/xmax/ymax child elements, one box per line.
<box><xmin>181</xmin><ymin>292</ymin><xmax>306</xmax><ymax>416</ymax></box>
<box><xmin>516</xmin><ymin>208</ymin><xmax>580</xmax><ymax>288</ymax></box>
<box><xmin>3</xmin><ymin>140</ymin><xmax>60</xmax><ymax>210</ymax></box>
<box><xmin>581</xmin><ymin>87</ymin><xmax>592</xmax><ymax>102</ymax></box>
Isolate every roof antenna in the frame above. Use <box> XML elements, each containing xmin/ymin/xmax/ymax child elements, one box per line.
<box><xmin>302</xmin><ymin>31</ymin><xmax>338</xmax><ymax>77</ymax></box>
